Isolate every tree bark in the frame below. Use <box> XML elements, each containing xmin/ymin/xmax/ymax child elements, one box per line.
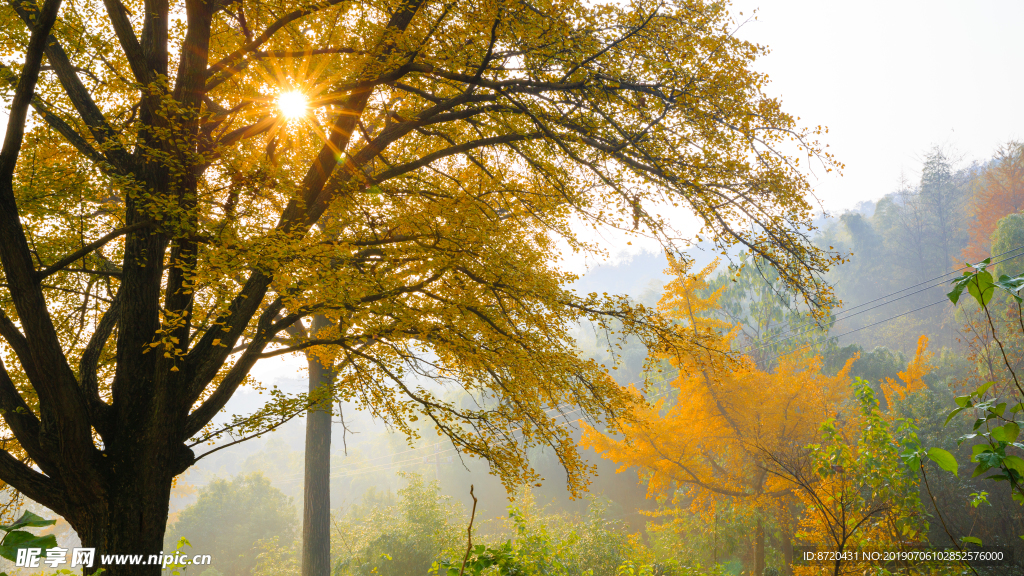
<box><xmin>754</xmin><ymin>516</ymin><xmax>765</xmax><ymax>576</ymax></box>
<box><xmin>62</xmin><ymin>439</ymin><xmax>185</xmax><ymax>576</ymax></box>
<box><xmin>302</xmin><ymin>316</ymin><xmax>334</xmax><ymax>576</ymax></box>
<box><xmin>782</xmin><ymin>519</ymin><xmax>794</xmax><ymax>576</ymax></box>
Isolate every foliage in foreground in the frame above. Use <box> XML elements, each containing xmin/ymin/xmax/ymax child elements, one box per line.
<box><xmin>918</xmin><ymin>261</ymin><xmax>1024</xmax><ymax>547</ymax></box>
<box><xmin>289</xmin><ymin>475</ymin><xmax>655</xmax><ymax>576</ymax></box>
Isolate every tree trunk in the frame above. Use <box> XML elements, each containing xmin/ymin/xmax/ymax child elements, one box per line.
<box><xmin>782</xmin><ymin>524</ymin><xmax>794</xmax><ymax>576</ymax></box>
<box><xmin>64</xmin><ymin>446</ymin><xmax>182</xmax><ymax>576</ymax></box>
<box><xmin>754</xmin><ymin>516</ymin><xmax>765</xmax><ymax>576</ymax></box>
<box><xmin>302</xmin><ymin>317</ymin><xmax>334</xmax><ymax>576</ymax></box>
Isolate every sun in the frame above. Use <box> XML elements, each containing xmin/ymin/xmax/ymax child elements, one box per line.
<box><xmin>277</xmin><ymin>90</ymin><xmax>309</xmax><ymax>120</ymax></box>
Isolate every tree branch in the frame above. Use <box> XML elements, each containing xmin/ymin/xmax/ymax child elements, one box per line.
<box><xmin>204</xmin><ymin>0</ymin><xmax>351</xmax><ymax>91</ymax></box>
<box><xmin>0</xmin><ymin>63</ymin><xmax>108</xmax><ymax>166</ymax></box>
<box><xmin>7</xmin><ymin>0</ymin><xmax>131</xmax><ymax>171</ymax></box>
<box><xmin>0</xmin><ymin>357</ymin><xmax>55</xmax><ymax>475</ymax></box>
<box><xmin>0</xmin><ymin>449</ymin><xmax>61</xmax><ymax>514</ymax></box>
<box><xmin>369</xmin><ymin>132</ymin><xmax>540</xmax><ymax>183</ymax></box>
<box><xmin>35</xmin><ymin>221</ymin><xmax>152</xmax><ymax>280</ymax></box>
<box><xmin>0</xmin><ymin>0</ymin><xmax>63</xmax><ymax>174</ymax></box>
<box><xmin>100</xmin><ymin>0</ymin><xmax>150</xmax><ymax>83</ymax></box>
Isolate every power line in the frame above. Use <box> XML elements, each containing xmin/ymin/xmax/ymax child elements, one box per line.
<box><xmin>747</xmin><ymin>245</ymin><xmax>1024</xmax><ymax>353</ymax></box>
<box><xmin>756</xmin><ymin>245</ymin><xmax>1024</xmax><ymax>347</ymax></box>
<box><xmin>765</xmin><ymin>298</ymin><xmax>948</xmax><ymax>365</ymax></box>
<box><xmin>790</xmin><ymin>245</ymin><xmax>1022</xmax><ymax>338</ymax></box>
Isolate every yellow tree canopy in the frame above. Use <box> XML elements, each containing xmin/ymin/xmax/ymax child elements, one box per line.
<box><xmin>582</xmin><ymin>258</ymin><xmax>853</xmax><ymax>509</ymax></box>
<box><xmin>0</xmin><ymin>0</ymin><xmax>841</xmax><ymax>563</ymax></box>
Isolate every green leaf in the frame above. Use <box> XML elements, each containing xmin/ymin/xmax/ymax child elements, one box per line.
<box><xmin>0</xmin><ymin>511</ymin><xmax>55</xmax><ymax>532</ymax></box>
<box><xmin>972</xmin><ymin>463</ymin><xmax>992</xmax><ymax>478</ymax></box>
<box><xmin>948</xmin><ymin>275</ymin><xmax>970</xmax><ymax>305</ymax></box>
<box><xmin>1</xmin><ymin>530</ymin><xmax>38</xmax><ymax>547</ymax></box>
<box><xmin>976</xmin><ymin>451</ymin><xmax>1004</xmax><ymax>468</ymax></box>
<box><xmin>971</xmin><ymin>444</ymin><xmax>991</xmax><ymax>462</ymax></box>
<box><xmin>993</xmin><ymin>403</ymin><xmax>1008</xmax><ymax>417</ymax></box>
<box><xmin>954</xmin><ymin>395</ymin><xmax>973</xmax><ymax>408</ymax></box>
<box><xmin>901</xmin><ymin>447</ymin><xmax>922</xmax><ymax>469</ymax></box>
<box><xmin>992</xmin><ymin>422</ymin><xmax>1020</xmax><ymax>443</ymax></box>
<box><xmin>977</xmin><ymin>381</ymin><xmax>994</xmax><ymax>396</ymax></box>
<box><xmin>967</xmin><ymin>270</ymin><xmax>996</xmax><ymax>306</ymax></box>
<box><xmin>0</xmin><ymin>534</ymin><xmax>57</xmax><ymax>562</ymax></box>
<box><xmin>961</xmin><ymin>536</ymin><xmax>983</xmax><ymax>546</ymax></box>
<box><xmin>927</xmin><ymin>447</ymin><xmax>958</xmax><ymax>476</ymax></box>
<box><xmin>945</xmin><ymin>406</ymin><xmax>966</xmax><ymax>426</ymax></box>
<box><xmin>995</xmin><ymin>275</ymin><xmax>1024</xmax><ymax>302</ymax></box>
<box><xmin>1003</xmin><ymin>455</ymin><xmax>1024</xmax><ymax>476</ymax></box>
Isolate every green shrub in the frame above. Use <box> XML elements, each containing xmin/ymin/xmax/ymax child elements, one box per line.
<box><xmin>165</xmin><ymin>473</ymin><xmax>297</xmax><ymax>576</ymax></box>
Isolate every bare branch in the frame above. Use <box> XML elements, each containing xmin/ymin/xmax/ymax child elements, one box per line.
<box><xmin>36</xmin><ymin>221</ymin><xmax>153</xmax><ymax>280</ymax></box>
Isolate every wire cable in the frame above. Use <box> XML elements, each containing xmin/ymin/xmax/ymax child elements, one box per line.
<box><xmin>746</xmin><ymin>245</ymin><xmax>1024</xmax><ymax>353</ymax></box>
<box><xmin>764</xmin><ymin>298</ymin><xmax>949</xmax><ymax>365</ymax></box>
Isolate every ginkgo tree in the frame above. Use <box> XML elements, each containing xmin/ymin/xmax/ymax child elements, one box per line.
<box><xmin>0</xmin><ymin>0</ymin><xmax>841</xmax><ymax>573</ymax></box>
<box><xmin>582</xmin><ymin>258</ymin><xmax>852</xmax><ymax>576</ymax></box>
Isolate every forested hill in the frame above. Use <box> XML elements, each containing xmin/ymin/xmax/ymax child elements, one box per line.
<box><xmin>817</xmin><ymin>143</ymin><xmax>1024</xmax><ymax>356</ymax></box>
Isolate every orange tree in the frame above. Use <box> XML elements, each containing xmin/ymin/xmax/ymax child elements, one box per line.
<box><xmin>0</xmin><ymin>0</ymin><xmax>839</xmax><ymax>572</ymax></box>
<box><xmin>581</xmin><ymin>258</ymin><xmax>850</xmax><ymax>575</ymax></box>
<box><xmin>962</xmin><ymin>142</ymin><xmax>1024</xmax><ymax>264</ymax></box>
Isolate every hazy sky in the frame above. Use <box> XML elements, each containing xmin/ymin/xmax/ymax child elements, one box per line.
<box><xmin>565</xmin><ymin>1</ymin><xmax>1024</xmax><ymax>272</ymax></box>
<box><xmin>727</xmin><ymin>0</ymin><xmax>1024</xmax><ymax>213</ymax></box>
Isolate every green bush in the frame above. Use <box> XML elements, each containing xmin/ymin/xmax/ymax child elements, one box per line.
<box><xmin>331</xmin><ymin>474</ymin><xmax>464</xmax><ymax>576</ymax></box>
<box><xmin>329</xmin><ymin>475</ymin><xmax>659</xmax><ymax>576</ymax></box>
<box><xmin>165</xmin><ymin>473</ymin><xmax>297</xmax><ymax>576</ymax></box>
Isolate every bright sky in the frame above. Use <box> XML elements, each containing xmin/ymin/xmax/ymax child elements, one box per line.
<box><xmin>728</xmin><ymin>0</ymin><xmax>1024</xmax><ymax>213</ymax></box>
<box><xmin>567</xmin><ymin>1</ymin><xmax>1024</xmax><ymax>272</ymax></box>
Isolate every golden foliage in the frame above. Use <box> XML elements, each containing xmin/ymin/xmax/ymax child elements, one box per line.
<box><xmin>581</xmin><ymin>259</ymin><xmax>852</xmax><ymax>511</ymax></box>
<box><xmin>0</xmin><ymin>0</ymin><xmax>842</xmax><ymax>531</ymax></box>
<box><xmin>880</xmin><ymin>335</ymin><xmax>932</xmax><ymax>407</ymax></box>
